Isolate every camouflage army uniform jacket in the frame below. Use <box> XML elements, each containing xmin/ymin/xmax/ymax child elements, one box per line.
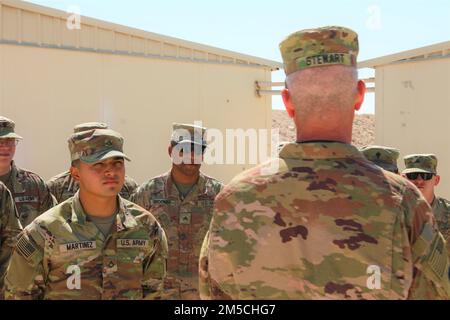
<box><xmin>131</xmin><ymin>171</ymin><xmax>223</xmax><ymax>300</ymax></box>
<box><xmin>4</xmin><ymin>191</ymin><xmax>168</xmax><ymax>300</ymax></box>
<box><xmin>0</xmin><ymin>181</ymin><xmax>21</xmax><ymax>297</ymax></box>
<box><xmin>5</xmin><ymin>162</ymin><xmax>56</xmax><ymax>228</ymax></box>
<box><xmin>200</xmin><ymin>142</ymin><xmax>450</xmax><ymax>300</ymax></box>
<box><xmin>432</xmin><ymin>196</ymin><xmax>450</xmax><ymax>253</ymax></box>
<box><xmin>47</xmin><ymin>171</ymin><xmax>138</xmax><ymax>203</ymax></box>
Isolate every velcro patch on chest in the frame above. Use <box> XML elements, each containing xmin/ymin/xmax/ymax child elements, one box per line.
<box><xmin>59</xmin><ymin>241</ymin><xmax>97</xmax><ymax>253</ymax></box>
<box><xmin>14</xmin><ymin>196</ymin><xmax>39</xmax><ymax>203</ymax></box>
<box><xmin>117</xmin><ymin>239</ymin><xmax>149</xmax><ymax>248</ymax></box>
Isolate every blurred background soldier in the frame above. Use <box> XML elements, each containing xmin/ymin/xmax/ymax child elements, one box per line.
<box><xmin>0</xmin><ymin>116</ymin><xmax>55</xmax><ymax>228</ymax></box>
<box><xmin>360</xmin><ymin>145</ymin><xmax>400</xmax><ymax>174</ymax></box>
<box><xmin>403</xmin><ymin>154</ymin><xmax>450</xmax><ymax>251</ymax></box>
<box><xmin>0</xmin><ymin>182</ymin><xmax>21</xmax><ymax>299</ymax></box>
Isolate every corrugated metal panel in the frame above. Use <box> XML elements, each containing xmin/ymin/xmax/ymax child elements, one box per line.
<box><xmin>80</xmin><ymin>24</ymin><xmax>95</xmax><ymax>49</ymax></box>
<box><xmin>2</xmin><ymin>5</ymin><xmax>19</xmax><ymax>42</ymax></box>
<box><xmin>21</xmin><ymin>9</ymin><xmax>38</xmax><ymax>44</ymax></box>
<box><xmin>360</xmin><ymin>40</ymin><xmax>450</xmax><ymax>68</ymax></box>
<box><xmin>179</xmin><ymin>46</ymin><xmax>192</xmax><ymax>59</ymax></box>
<box><xmin>163</xmin><ymin>42</ymin><xmax>177</xmax><ymax>58</ymax></box>
<box><xmin>208</xmin><ymin>53</ymin><xmax>220</xmax><ymax>62</ymax></box>
<box><xmin>0</xmin><ymin>0</ymin><xmax>282</xmax><ymax>70</ymax></box>
<box><xmin>98</xmin><ymin>28</ymin><xmax>113</xmax><ymax>52</ymax></box>
<box><xmin>41</xmin><ymin>14</ymin><xmax>55</xmax><ymax>46</ymax></box>
<box><xmin>147</xmin><ymin>39</ymin><xmax>161</xmax><ymax>55</ymax></box>
<box><xmin>131</xmin><ymin>36</ymin><xmax>145</xmax><ymax>55</ymax></box>
<box><xmin>115</xmin><ymin>32</ymin><xmax>129</xmax><ymax>53</ymax></box>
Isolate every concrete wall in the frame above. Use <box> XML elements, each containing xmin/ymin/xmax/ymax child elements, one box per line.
<box><xmin>0</xmin><ymin>43</ymin><xmax>272</xmax><ymax>185</ymax></box>
<box><xmin>375</xmin><ymin>57</ymin><xmax>450</xmax><ymax>199</ymax></box>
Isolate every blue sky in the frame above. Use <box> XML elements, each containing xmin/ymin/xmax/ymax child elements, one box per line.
<box><xmin>28</xmin><ymin>0</ymin><xmax>450</xmax><ymax>113</ymax></box>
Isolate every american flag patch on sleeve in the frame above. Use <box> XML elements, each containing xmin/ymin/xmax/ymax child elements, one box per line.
<box><xmin>16</xmin><ymin>232</ymin><xmax>37</xmax><ymax>260</ymax></box>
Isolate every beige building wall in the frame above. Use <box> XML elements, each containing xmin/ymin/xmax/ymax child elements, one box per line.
<box><xmin>0</xmin><ymin>0</ymin><xmax>280</xmax><ymax>185</ymax></box>
<box><xmin>374</xmin><ymin>57</ymin><xmax>450</xmax><ymax>199</ymax></box>
<box><xmin>0</xmin><ymin>43</ymin><xmax>273</xmax><ymax>184</ymax></box>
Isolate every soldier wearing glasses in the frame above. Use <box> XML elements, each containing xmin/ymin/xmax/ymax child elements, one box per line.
<box><xmin>403</xmin><ymin>154</ymin><xmax>450</xmax><ymax>248</ymax></box>
<box><xmin>0</xmin><ymin>117</ymin><xmax>55</xmax><ymax>228</ymax></box>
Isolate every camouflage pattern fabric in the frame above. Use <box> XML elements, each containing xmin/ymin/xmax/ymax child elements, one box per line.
<box><xmin>360</xmin><ymin>146</ymin><xmax>400</xmax><ymax>173</ymax></box>
<box><xmin>279</xmin><ymin>26</ymin><xmax>359</xmax><ymax>75</ymax></box>
<box><xmin>0</xmin><ymin>181</ymin><xmax>21</xmax><ymax>298</ymax></box>
<box><xmin>4</xmin><ymin>191</ymin><xmax>168</xmax><ymax>300</ymax></box>
<box><xmin>0</xmin><ymin>116</ymin><xmax>23</xmax><ymax>140</ymax></box>
<box><xmin>46</xmin><ymin>170</ymin><xmax>138</xmax><ymax>203</ymax></box>
<box><xmin>403</xmin><ymin>154</ymin><xmax>437</xmax><ymax>174</ymax></box>
<box><xmin>199</xmin><ymin>142</ymin><xmax>450</xmax><ymax>300</ymax></box>
<box><xmin>432</xmin><ymin>197</ymin><xmax>450</xmax><ymax>254</ymax></box>
<box><xmin>68</xmin><ymin>129</ymin><xmax>130</xmax><ymax>163</ymax></box>
<box><xmin>131</xmin><ymin>171</ymin><xmax>223</xmax><ymax>300</ymax></box>
<box><xmin>5</xmin><ymin>162</ymin><xmax>56</xmax><ymax>228</ymax></box>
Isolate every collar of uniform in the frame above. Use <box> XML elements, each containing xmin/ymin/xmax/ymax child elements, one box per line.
<box><xmin>64</xmin><ymin>171</ymin><xmax>78</xmax><ymax>193</ymax></box>
<box><xmin>279</xmin><ymin>142</ymin><xmax>365</xmax><ymax>160</ymax></box>
<box><xmin>115</xmin><ymin>195</ymin><xmax>138</xmax><ymax>231</ymax></box>
<box><xmin>71</xmin><ymin>191</ymin><xmax>137</xmax><ymax>230</ymax></box>
<box><xmin>71</xmin><ymin>191</ymin><xmax>88</xmax><ymax>225</ymax></box>
<box><xmin>9</xmin><ymin>161</ymin><xmax>25</xmax><ymax>193</ymax></box>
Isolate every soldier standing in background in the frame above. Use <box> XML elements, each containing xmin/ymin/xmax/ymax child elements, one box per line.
<box><xmin>132</xmin><ymin>123</ymin><xmax>223</xmax><ymax>300</ymax></box>
<box><xmin>5</xmin><ymin>129</ymin><xmax>167</xmax><ymax>300</ymax></box>
<box><xmin>0</xmin><ymin>117</ymin><xmax>55</xmax><ymax>228</ymax></box>
<box><xmin>46</xmin><ymin>122</ymin><xmax>138</xmax><ymax>203</ymax></box>
<box><xmin>0</xmin><ymin>181</ymin><xmax>21</xmax><ymax>299</ymax></box>
<box><xmin>360</xmin><ymin>145</ymin><xmax>400</xmax><ymax>174</ymax></box>
<box><xmin>403</xmin><ymin>154</ymin><xmax>450</xmax><ymax>251</ymax></box>
<box><xmin>199</xmin><ymin>26</ymin><xmax>450</xmax><ymax>300</ymax></box>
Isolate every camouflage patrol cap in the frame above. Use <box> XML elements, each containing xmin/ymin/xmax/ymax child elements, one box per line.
<box><xmin>360</xmin><ymin>145</ymin><xmax>400</xmax><ymax>173</ymax></box>
<box><xmin>73</xmin><ymin>122</ymin><xmax>108</xmax><ymax>133</ymax></box>
<box><xmin>402</xmin><ymin>154</ymin><xmax>437</xmax><ymax>174</ymax></box>
<box><xmin>279</xmin><ymin>26</ymin><xmax>359</xmax><ymax>75</ymax></box>
<box><xmin>171</xmin><ymin>123</ymin><xmax>207</xmax><ymax>147</ymax></box>
<box><xmin>0</xmin><ymin>116</ymin><xmax>23</xmax><ymax>140</ymax></box>
<box><xmin>278</xmin><ymin>141</ymin><xmax>291</xmax><ymax>152</ymax></box>
<box><xmin>68</xmin><ymin>129</ymin><xmax>130</xmax><ymax>164</ymax></box>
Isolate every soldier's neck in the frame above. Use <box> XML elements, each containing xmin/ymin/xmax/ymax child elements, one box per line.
<box><xmin>426</xmin><ymin>194</ymin><xmax>436</xmax><ymax>206</ymax></box>
<box><xmin>78</xmin><ymin>189</ymin><xmax>118</xmax><ymax>218</ymax></box>
<box><xmin>296</xmin><ymin>129</ymin><xmax>352</xmax><ymax>144</ymax></box>
<box><xmin>0</xmin><ymin>162</ymin><xmax>12</xmax><ymax>177</ymax></box>
<box><xmin>171</xmin><ymin>168</ymin><xmax>199</xmax><ymax>185</ymax></box>
<box><xmin>294</xmin><ymin>115</ymin><xmax>353</xmax><ymax>144</ymax></box>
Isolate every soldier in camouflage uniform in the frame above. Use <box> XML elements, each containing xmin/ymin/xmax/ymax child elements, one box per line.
<box><xmin>131</xmin><ymin>123</ymin><xmax>223</xmax><ymax>300</ymax></box>
<box><xmin>199</xmin><ymin>26</ymin><xmax>450</xmax><ymax>300</ymax></box>
<box><xmin>402</xmin><ymin>154</ymin><xmax>450</xmax><ymax>252</ymax></box>
<box><xmin>4</xmin><ymin>129</ymin><xmax>168</xmax><ymax>300</ymax></box>
<box><xmin>0</xmin><ymin>117</ymin><xmax>56</xmax><ymax>228</ymax></box>
<box><xmin>47</xmin><ymin>122</ymin><xmax>138</xmax><ymax>203</ymax></box>
<box><xmin>360</xmin><ymin>145</ymin><xmax>400</xmax><ymax>174</ymax></box>
<box><xmin>0</xmin><ymin>181</ymin><xmax>21</xmax><ymax>299</ymax></box>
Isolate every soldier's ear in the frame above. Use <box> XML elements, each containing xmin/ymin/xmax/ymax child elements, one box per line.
<box><xmin>354</xmin><ymin>80</ymin><xmax>366</xmax><ymax>111</ymax></box>
<box><xmin>70</xmin><ymin>166</ymin><xmax>80</xmax><ymax>182</ymax></box>
<box><xmin>168</xmin><ymin>145</ymin><xmax>173</xmax><ymax>157</ymax></box>
<box><xmin>434</xmin><ymin>175</ymin><xmax>440</xmax><ymax>186</ymax></box>
<box><xmin>282</xmin><ymin>88</ymin><xmax>296</xmax><ymax>118</ymax></box>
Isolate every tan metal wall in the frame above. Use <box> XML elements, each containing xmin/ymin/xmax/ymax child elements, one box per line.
<box><xmin>375</xmin><ymin>58</ymin><xmax>450</xmax><ymax>199</ymax></box>
<box><xmin>0</xmin><ymin>43</ymin><xmax>272</xmax><ymax>185</ymax></box>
